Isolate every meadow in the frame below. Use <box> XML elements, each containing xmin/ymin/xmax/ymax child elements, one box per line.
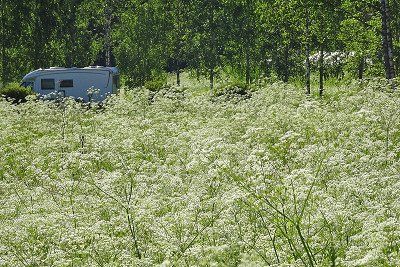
<box><xmin>1</xmin><ymin>79</ymin><xmax>400</xmax><ymax>266</ymax></box>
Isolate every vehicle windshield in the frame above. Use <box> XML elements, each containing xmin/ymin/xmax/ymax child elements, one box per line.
<box><xmin>21</xmin><ymin>81</ymin><xmax>34</xmax><ymax>88</ymax></box>
<box><xmin>113</xmin><ymin>75</ymin><xmax>120</xmax><ymax>88</ymax></box>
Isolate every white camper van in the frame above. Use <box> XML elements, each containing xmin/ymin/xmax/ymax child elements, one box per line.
<box><xmin>21</xmin><ymin>66</ymin><xmax>120</xmax><ymax>102</ymax></box>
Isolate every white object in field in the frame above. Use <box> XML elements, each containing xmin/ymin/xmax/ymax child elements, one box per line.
<box><xmin>21</xmin><ymin>66</ymin><xmax>120</xmax><ymax>102</ymax></box>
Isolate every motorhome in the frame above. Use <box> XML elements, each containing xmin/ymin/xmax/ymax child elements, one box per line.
<box><xmin>21</xmin><ymin>66</ymin><xmax>120</xmax><ymax>102</ymax></box>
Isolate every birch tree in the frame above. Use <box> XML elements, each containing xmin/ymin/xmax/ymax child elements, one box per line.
<box><xmin>380</xmin><ymin>0</ymin><xmax>396</xmax><ymax>80</ymax></box>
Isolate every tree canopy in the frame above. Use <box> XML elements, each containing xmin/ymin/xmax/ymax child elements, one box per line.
<box><xmin>1</xmin><ymin>0</ymin><xmax>398</xmax><ymax>91</ymax></box>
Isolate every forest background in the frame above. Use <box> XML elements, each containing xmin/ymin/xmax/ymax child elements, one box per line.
<box><xmin>1</xmin><ymin>0</ymin><xmax>399</xmax><ymax>94</ymax></box>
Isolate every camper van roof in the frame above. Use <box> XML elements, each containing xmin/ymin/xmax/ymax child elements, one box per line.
<box><xmin>23</xmin><ymin>66</ymin><xmax>119</xmax><ymax>80</ymax></box>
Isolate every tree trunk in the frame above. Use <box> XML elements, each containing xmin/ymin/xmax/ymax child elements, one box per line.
<box><xmin>66</xmin><ymin>0</ymin><xmax>77</xmax><ymax>68</ymax></box>
<box><xmin>31</xmin><ymin>2</ymin><xmax>41</xmax><ymax>70</ymax></box>
<box><xmin>396</xmin><ymin>35</ymin><xmax>400</xmax><ymax>74</ymax></box>
<box><xmin>33</xmin><ymin>17</ymin><xmax>41</xmax><ymax>69</ymax></box>
<box><xmin>210</xmin><ymin>68</ymin><xmax>214</xmax><ymax>91</ymax></box>
<box><xmin>0</xmin><ymin>0</ymin><xmax>6</xmax><ymax>84</ymax></box>
<box><xmin>380</xmin><ymin>0</ymin><xmax>396</xmax><ymax>80</ymax></box>
<box><xmin>176</xmin><ymin>68</ymin><xmax>180</xmax><ymax>86</ymax></box>
<box><xmin>209</xmin><ymin>1</ymin><xmax>216</xmax><ymax>91</ymax></box>
<box><xmin>245</xmin><ymin>0</ymin><xmax>252</xmax><ymax>86</ymax></box>
<box><xmin>175</xmin><ymin>2</ymin><xmax>182</xmax><ymax>87</ymax></box>
<box><xmin>104</xmin><ymin>0</ymin><xmax>112</xmax><ymax>67</ymax></box>
<box><xmin>1</xmin><ymin>42</ymin><xmax>4</xmax><ymax>85</ymax></box>
<box><xmin>358</xmin><ymin>56</ymin><xmax>365</xmax><ymax>79</ymax></box>
<box><xmin>245</xmin><ymin>46</ymin><xmax>251</xmax><ymax>85</ymax></box>
<box><xmin>305</xmin><ymin>8</ymin><xmax>311</xmax><ymax>95</ymax></box>
<box><xmin>196</xmin><ymin>67</ymin><xmax>201</xmax><ymax>81</ymax></box>
<box><xmin>283</xmin><ymin>44</ymin><xmax>290</xmax><ymax>83</ymax></box>
<box><xmin>319</xmin><ymin>44</ymin><xmax>324</xmax><ymax>97</ymax></box>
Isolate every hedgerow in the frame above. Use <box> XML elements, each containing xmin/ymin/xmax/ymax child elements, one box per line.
<box><xmin>0</xmin><ymin>81</ymin><xmax>399</xmax><ymax>266</ymax></box>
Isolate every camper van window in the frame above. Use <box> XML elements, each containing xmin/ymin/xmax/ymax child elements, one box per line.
<box><xmin>60</xmin><ymin>80</ymin><xmax>74</xmax><ymax>88</ymax></box>
<box><xmin>21</xmin><ymin>82</ymin><xmax>34</xmax><ymax>88</ymax></box>
<box><xmin>41</xmin><ymin>79</ymin><xmax>55</xmax><ymax>90</ymax></box>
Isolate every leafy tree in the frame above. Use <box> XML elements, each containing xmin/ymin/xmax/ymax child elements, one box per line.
<box><xmin>224</xmin><ymin>0</ymin><xmax>258</xmax><ymax>85</ymax></box>
<box><xmin>114</xmin><ymin>0</ymin><xmax>169</xmax><ymax>86</ymax></box>
<box><xmin>165</xmin><ymin>0</ymin><xmax>191</xmax><ymax>86</ymax></box>
<box><xmin>340</xmin><ymin>0</ymin><xmax>381</xmax><ymax>79</ymax></box>
<box><xmin>392</xmin><ymin>0</ymin><xmax>400</xmax><ymax>74</ymax></box>
<box><xmin>187</xmin><ymin>0</ymin><xmax>228</xmax><ymax>91</ymax></box>
<box><xmin>25</xmin><ymin>1</ymin><xmax>62</xmax><ymax>69</ymax></box>
<box><xmin>0</xmin><ymin>0</ymin><xmax>29</xmax><ymax>83</ymax></box>
<box><xmin>1</xmin><ymin>0</ymin><xmax>400</xmax><ymax>91</ymax></box>
<box><xmin>316</xmin><ymin>0</ymin><xmax>343</xmax><ymax>96</ymax></box>
<box><xmin>264</xmin><ymin>0</ymin><xmax>304</xmax><ymax>83</ymax></box>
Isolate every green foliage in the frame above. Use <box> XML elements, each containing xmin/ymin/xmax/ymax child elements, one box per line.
<box><xmin>144</xmin><ymin>77</ymin><xmax>168</xmax><ymax>93</ymax></box>
<box><xmin>1</xmin><ymin>0</ymin><xmax>400</xmax><ymax>88</ymax></box>
<box><xmin>0</xmin><ymin>83</ymin><xmax>34</xmax><ymax>103</ymax></box>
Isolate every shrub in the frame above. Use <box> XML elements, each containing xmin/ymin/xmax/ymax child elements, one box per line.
<box><xmin>145</xmin><ymin>76</ymin><xmax>187</xmax><ymax>103</ymax></box>
<box><xmin>0</xmin><ymin>82</ymin><xmax>34</xmax><ymax>103</ymax></box>
<box><xmin>145</xmin><ymin>79</ymin><xmax>167</xmax><ymax>93</ymax></box>
<box><xmin>213</xmin><ymin>80</ymin><xmax>253</xmax><ymax>102</ymax></box>
<box><xmin>158</xmin><ymin>85</ymin><xmax>187</xmax><ymax>101</ymax></box>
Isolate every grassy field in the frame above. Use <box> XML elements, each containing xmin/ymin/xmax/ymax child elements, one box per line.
<box><xmin>1</xmin><ymin>79</ymin><xmax>400</xmax><ymax>266</ymax></box>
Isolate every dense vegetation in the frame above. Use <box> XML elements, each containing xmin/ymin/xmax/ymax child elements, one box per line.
<box><xmin>0</xmin><ymin>83</ymin><xmax>34</xmax><ymax>103</ymax></box>
<box><xmin>1</xmin><ymin>79</ymin><xmax>400</xmax><ymax>266</ymax></box>
<box><xmin>1</xmin><ymin>0</ymin><xmax>399</xmax><ymax>92</ymax></box>
<box><xmin>1</xmin><ymin>1</ymin><xmax>400</xmax><ymax>266</ymax></box>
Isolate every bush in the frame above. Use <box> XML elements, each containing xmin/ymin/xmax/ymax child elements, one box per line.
<box><xmin>0</xmin><ymin>82</ymin><xmax>34</xmax><ymax>103</ymax></box>
<box><xmin>213</xmin><ymin>80</ymin><xmax>253</xmax><ymax>102</ymax></box>
<box><xmin>145</xmin><ymin>79</ymin><xmax>167</xmax><ymax>93</ymax></box>
<box><xmin>145</xmin><ymin>76</ymin><xmax>187</xmax><ymax>103</ymax></box>
<box><xmin>147</xmin><ymin>83</ymin><xmax>187</xmax><ymax>103</ymax></box>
